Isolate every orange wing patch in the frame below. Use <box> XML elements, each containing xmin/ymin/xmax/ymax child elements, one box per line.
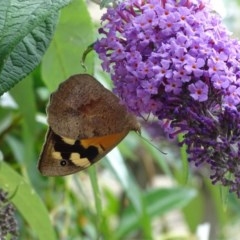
<box><xmin>80</xmin><ymin>131</ymin><xmax>128</xmax><ymax>153</ymax></box>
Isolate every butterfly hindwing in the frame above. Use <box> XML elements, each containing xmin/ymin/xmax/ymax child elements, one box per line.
<box><xmin>38</xmin><ymin>128</ymin><xmax>128</xmax><ymax>176</ymax></box>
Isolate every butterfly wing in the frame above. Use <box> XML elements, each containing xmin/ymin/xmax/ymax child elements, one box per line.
<box><xmin>38</xmin><ymin>74</ymin><xmax>140</xmax><ymax>176</ymax></box>
<box><xmin>47</xmin><ymin>74</ymin><xmax>140</xmax><ymax>140</ymax></box>
<box><xmin>38</xmin><ymin>128</ymin><xmax>128</xmax><ymax>176</ymax></box>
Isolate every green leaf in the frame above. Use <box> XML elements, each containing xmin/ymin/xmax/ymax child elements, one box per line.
<box><xmin>41</xmin><ymin>0</ymin><xmax>94</xmax><ymax>91</ymax></box>
<box><xmin>116</xmin><ymin>187</ymin><xmax>197</xmax><ymax>238</ymax></box>
<box><xmin>139</xmin><ymin>129</ymin><xmax>172</xmax><ymax>177</ymax></box>
<box><xmin>105</xmin><ymin>149</ymin><xmax>143</xmax><ymax>214</ymax></box>
<box><xmin>0</xmin><ymin>161</ymin><xmax>57</xmax><ymax>240</ymax></box>
<box><xmin>88</xmin><ymin>166</ymin><xmax>103</xmax><ymax>235</ymax></box>
<box><xmin>105</xmin><ymin>149</ymin><xmax>153</xmax><ymax>239</ymax></box>
<box><xmin>10</xmin><ymin>75</ymin><xmax>40</xmax><ymax>183</ymax></box>
<box><xmin>99</xmin><ymin>0</ymin><xmax>112</xmax><ymax>8</ymax></box>
<box><xmin>0</xmin><ymin>0</ymin><xmax>72</xmax><ymax>95</ymax></box>
<box><xmin>10</xmin><ymin>75</ymin><xmax>37</xmax><ymax>136</ymax></box>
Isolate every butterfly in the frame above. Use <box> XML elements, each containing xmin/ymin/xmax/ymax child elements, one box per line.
<box><xmin>38</xmin><ymin>74</ymin><xmax>140</xmax><ymax>176</ymax></box>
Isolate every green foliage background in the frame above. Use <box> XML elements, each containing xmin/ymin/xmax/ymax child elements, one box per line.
<box><xmin>0</xmin><ymin>0</ymin><xmax>240</xmax><ymax>239</ymax></box>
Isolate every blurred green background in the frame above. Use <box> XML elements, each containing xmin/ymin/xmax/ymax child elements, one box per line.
<box><xmin>1</xmin><ymin>0</ymin><xmax>240</xmax><ymax>239</ymax></box>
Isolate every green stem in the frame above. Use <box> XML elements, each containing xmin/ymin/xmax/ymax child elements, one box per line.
<box><xmin>88</xmin><ymin>166</ymin><xmax>103</xmax><ymax>239</ymax></box>
<box><xmin>178</xmin><ymin>134</ymin><xmax>189</xmax><ymax>184</ymax></box>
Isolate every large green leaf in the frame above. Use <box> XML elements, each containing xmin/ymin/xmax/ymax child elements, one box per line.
<box><xmin>0</xmin><ymin>161</ymin><xmax>57</xmax><ymax>240</ymax></box>
<box><xmin>41</xmin><ymin>0</ymin><xmax>94</xmax><ymax>91</ymax></box>
<box><xmin>0</xmin><ymin>0</ymin><xmax>72</xmax><ymax>95</ymax></box>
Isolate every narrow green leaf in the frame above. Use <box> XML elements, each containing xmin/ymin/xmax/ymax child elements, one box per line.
<box><xmin>10</xmin><ymin>75</ymin><xmax>40</xmax><ymax>184</ymax></box>
<box><xmin>105</xmin><ymin>149</ymin><xmax>153</xmax><ymax>239</ymax></box>
<box><xmin>116</xmin><ymin>187</ymin><xmax>197</xmax><ymax>238</ymax></box>
<box><xmin>0</xmin><ymin>0</ymin><xmax>72</xmax><ymax>95</ymax></box>
<box><xmin>88</xmin><ymin>166</ymin><xmax>103</xmax><ymax>237</ymax></box>
<box><xmin>41</xmin><ymin>0</ymin><xmax>94</xmax><ymax>91</ymax></box>
<box><xmin>100</xmin><ymin>0</ymin><xmax>113</xmax><ymax>8</ymax></box>
<box><xmin>10</xmin><ymin>75</ymin><xmax>37</xmax><ymax>135</ymax></box>
<box><xmin>0</xmin><ymin>161</ymin><xmax>57</xmax><ymax>240</ymax></box>
<box><xmin>105</xmin><ymin>149</ymin><xmax>143</xmax><ymax>214</ymax></box>
<box><xmin>140</xmin><ymin>129</ymin><xmax>172</xmax><ymax>177</ymax></box>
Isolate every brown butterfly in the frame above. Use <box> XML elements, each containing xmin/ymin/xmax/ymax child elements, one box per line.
<box><xmin>38</xmin><ymin>74</ymin><xmax>140</xmax><ymax>176</ymax></box>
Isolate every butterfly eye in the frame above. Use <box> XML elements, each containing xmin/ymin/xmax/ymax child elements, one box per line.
<box><xmin>60</xmin><ymin>160</ymin><xmax>67</xmax><ymax>167</ymax></box>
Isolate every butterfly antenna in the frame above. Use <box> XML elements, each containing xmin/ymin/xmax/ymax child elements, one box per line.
<box><xmin>134</xmin><ymin>131</ymin><xmax>166</xmax><ymax>155</ymax></box>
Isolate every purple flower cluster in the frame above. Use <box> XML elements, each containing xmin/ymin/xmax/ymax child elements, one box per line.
<box><xmin>95</xmin><ymin>0</ymin><xmax>240</xmax><ymax>197</ymax></box>
<box><xmin>0</xmin><ymin>189</ymin><xmax>18</xmax><ymax>240</ymax></box>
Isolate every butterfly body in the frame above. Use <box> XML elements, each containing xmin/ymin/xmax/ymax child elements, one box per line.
<box><xmin>38</xmin><ymin>74</ymin><xmax>140</xmax><ymax>176</ymax></box>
